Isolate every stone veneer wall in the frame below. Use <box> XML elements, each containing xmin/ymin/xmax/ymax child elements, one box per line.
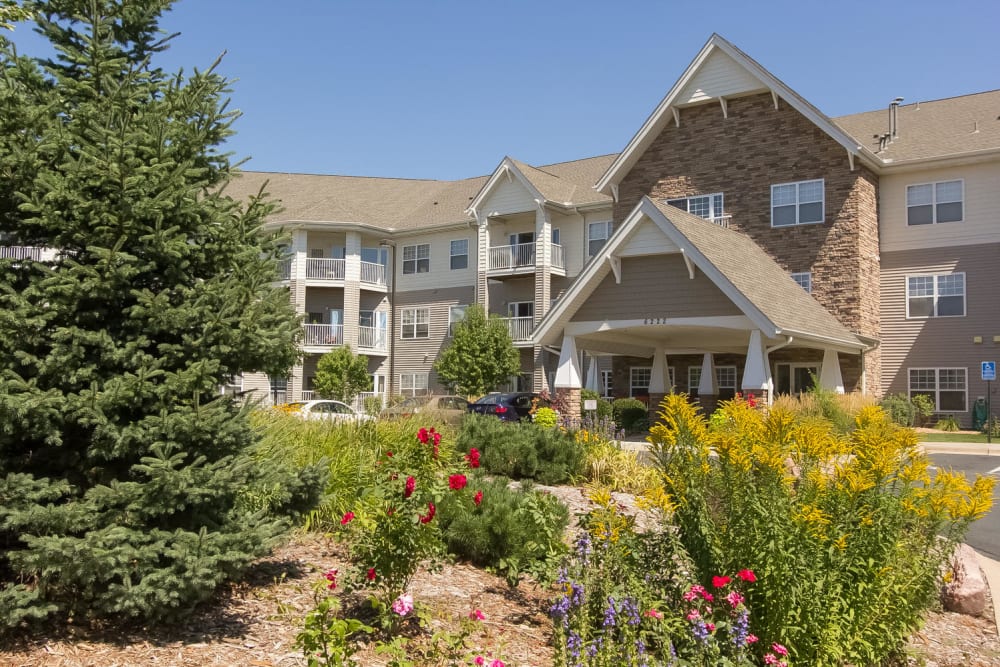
<box><xmin>613</xmin><ymin>92</ymin><xmax>880</xmax><ymax>395</ymax></box>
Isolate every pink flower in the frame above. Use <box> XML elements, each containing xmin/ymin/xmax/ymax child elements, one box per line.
<box><xmin>420</xmin><ymin>502</ymin><xmax>436</xmax><ymax>524</ymax></box>
<box><xmin>644</xmin><ymin>609</ymin><xmax>663</xmax><ymax>619</ymax></box>
<box><xmin>404</xmin><ymin>475</ymin><xmax>415</xmax><ymax>498</ymax></box>
<box><xmin>706</xmin><ymin>622</ymin><xmax>715</xmax><ymax>632</ymax></box>
<box><xmin>686</xmin><ymin>609</ymin><xmax>700</xmax><ymax>620</ymax></box>
<box><xmin>726</xmin><ymin>590</ymin><xmax>745</xmax><ymax>607</ymax></box>
<box><xmin>712</xmin><ymin>575</ymin><xmax>731</xmax><ymax>588</ymax></box>
<box><xmin>772</xmin><ymin>643</ymin><xmax>789</xmax><ymax>657</ymax></box>
<box><xmin>474</xmin><ymin>658</ymin><xmax>485</xmax><ymax>667</ymax></box>
<box><xmin>466</xmin><ymin>448</ymin><xmax>481</xmax><ymax>468</ymax></box>
<box><xmin>469</xmin><ymin>608</ymin><xmax>485</xmax><ymax>621</ymax></box>
<box><xmin>366</xmin><ymin>567</ymin><xmax>376</xmax><ymax>581</ymax></box>
<box><xmin>340</xmin><ymin>511</ymin><xmax>354</xmax><ymax>525</ymax></box>
<box><xmin>474</xmin><ymin>490</ymin><xmax>483</xmax><ymax>506</ymax></box>
<box><xmin>747</xmin><ymin>634</ymin><xmax>759</xmax><ymax>644</ymax></box>
<box><xmin>489</xmin><ymin>661</ymin><xmax>505</xmax><ymax>667</ymax></box>
<box><xmin>392</xmin><ymin>593</ymin><xmax>413</xmax><ymax>616</ymax></box>
<box><xmin>417</xmin><ymin>428</ymin><xmax>429</xmax><ymax>444</ymax></box>
<box><xmin>737</xmin><ymin>568</ymin><xmax>757</xmax><ymax>583</ymax></box>
<box><xmin>764</xmin><ymin>655</ymin><xmax>778</xmax><ymax>666</ymax></box>
<box><xmin>323</xmin><ymin>568</ymin><xmax>338</xmax><ymax>590</ymax></box>
<box><xmin>449</xmin><ymin>474</ymin><xmax>468</xmax><ymax>491</ymax></box>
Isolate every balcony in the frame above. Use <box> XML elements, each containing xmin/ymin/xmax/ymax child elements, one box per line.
<box><xmin>502</xmin><ymin>316</ymin><xmax>535</xmax><ymax>344</ymax></box>
<box><xmin>303</xmin><ymin>323</ymin><xmax>344</xmax><ymax>348</ymax></box>
<box><xmin>360</xmin><ymin>260</ymin><xmax>387</xmax><ymax>289</ymax></box>
<box><xmin>276</xmin><ymin>258</ymin><xmax>292</xmax><ymax>281</ymax></box>
<box><xmin>710</xmin><ymin>215</ymin><xmax>731</xmax><ymax>229</ymax></box>
<box><xmin>487</xmin><ymin>242</ymin><xmax>565</xmax><ymax>278</ymax></box>
<box><xmin>306</xmin><ymin>258</ymin><xmax>346</xmax><ymax>281</ymax></box>
<box><xmin>0</xmin><ymin>246</ymin><xmax>48</xmax><ymax>261</ymax></box>
<box><xmin>358</xmin><ymin>325</ymin><xmax>388</xmax><ymax>353</ymax></box>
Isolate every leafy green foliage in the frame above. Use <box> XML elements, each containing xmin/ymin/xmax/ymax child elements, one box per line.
<box><xmin>433</xmin><ymin>304</ymin><xmax>519</xmax><ymax>396</ymax></box>
<box><xmin>532</xmin><ymin>406</ymin><xmax>559</xmax><ymax>427</ymax></box>
<box><xmin>456</xmin><ymin>414</ymin><xmax>585</xmax><ymax>484</ymax></box>
<box><xmin>296</xmin><ymin>591</ymin><xmax>373</xmax><ymax>667</ymax></box>
<box><xmin>0</xmin><ymin>1</ymin><xmax>319</xmax><ymax>628</ymax></box>
<box><xmin>580</xmin><ymin>389</ymin><xmax>612</xmax><ymax>420</ymax></box>
<box><xmin>880</xmin><ymin>392</ymin><xmax>934</xmax><ymax>427</ymax></box>
<box><xmin>935</xmin><ymin>416</ymin><xmax>960</xmax><ymax>431</ymax></box>
<box><xmin>611</xmin><ymin>398</ymin><xmax>648</xmax><ymax>432</ymax></box>
<box><xmin>313</xmin><ymin>346</ymin><xmax>372</xmax><ymax>403</ymax></box>
<box><xmin>438</xmin><ymin>475</ymin><xmax>569</xmax><ymax>586</ymax></box>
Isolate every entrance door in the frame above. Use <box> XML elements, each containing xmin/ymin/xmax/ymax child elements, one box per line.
<box><xmin>775</xmin><ymin>363</ymin><xmax>818</xmax><ymax>395</ymax></box>
<box><xmin>509</xmin><ymin>232</ymin><xmax>535</xmax><ymax>267</ymax></box>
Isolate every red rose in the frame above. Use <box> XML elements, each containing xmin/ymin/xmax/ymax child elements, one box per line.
<box><xmin>737</xmin><ymin>569</ymin><xmax>757</xmax><ymax>583</ymax></box>
<box><xmin>324</xmin><ymin>568</ymin><xmax>338</xmax><ymax>590</ymax></box>
<box><xmin>473</xmin><ymin>490</ymin><xmax>483</xmax><ymax>506</ymax></box>
<box><xmin>340</xmin><ymin>511</ymin><xmax>355</xmax><ymax>525</ymax></box>
<box><xmin>466</xmin><ymin>448</ymin><xmax>481</xmax><ymax>468</ymax></box>
<box><xmin>449</xmin><ymin>474</ymin><xmax>468</xmax><ymax>491</ymax></box>
<box><xmin>417</xmin><ymin>428</ymin><xmax>429</xmax><ymax>444</ymax></box>
<box><xmin>712</xmin><ymin>575</ymin><xmax>731</xmax><ymax>588</ymax></box>
<box><xmin>366</xmin><ymin>567</ymin><xmax>377</xmax><ymax>581</ymax></box>
<box><xmin>420</xmin><ymin>502</ymin><xmax>436</xmax><ymax>524</ymax></box>
<box><xmin>404</xmin><ymin>475</ymin><xmax>415</xmax><ymax>498</ymax></box>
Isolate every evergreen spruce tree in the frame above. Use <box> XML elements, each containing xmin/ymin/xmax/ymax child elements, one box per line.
<box><xmin>433</xmin><ymin>304</ymin><xmax>520</xmax><ymax>396</ymax></box>
<box><xmin>0</xmin><ymin>0</ymin><xmax>321</xmax><ymax>627</ymax></box>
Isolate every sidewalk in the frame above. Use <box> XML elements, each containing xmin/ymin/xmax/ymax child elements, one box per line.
<box><xmin>920</xmin><ymin>440</ymin><xmax>1000</xmax><ymax>456</ymax></box>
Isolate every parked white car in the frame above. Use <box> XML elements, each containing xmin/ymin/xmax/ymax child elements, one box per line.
<box><xmin>287</xmin><ymin>400</ymin><xmax>374</xmax><ymax>423</ymax></box>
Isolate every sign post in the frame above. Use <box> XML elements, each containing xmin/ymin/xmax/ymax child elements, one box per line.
<box><xmin>983</xmin><ymin>362</ymin><xmax>996</xmax><ymax>444</ymax></box>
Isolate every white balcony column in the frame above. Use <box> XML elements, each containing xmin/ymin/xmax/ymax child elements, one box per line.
<box><xmin>343</xmin><ymin>231</ymin><xmax>362</xmax><ymax>350</ymax></box>
<box><xmin>291</xmin><ymin>229</ymin><xmax>308</xmax><ymax>316</ymax></box>
<box><xmin>742</xmin><ymin>329</ymin><xmax>773</xmax><ymax>404</ymax></box>
<box><xmin>534</xmin><ymin>202</ymin><xmax>552</xmax><ymax>319</ymax></box>
<box><xmin>697</xmin><ymin>352</ymin><xmax>718</xmax><ymax>397</ymax></box>
<box><xmin>554</xmin><ymin>335</ymin><xmax>582</xmax><ymax>389</ymax></box>
<box><xmin>475</xmin><ymin>211</ymin><xmax>489</xmax><ymax>312</ymax></box>
<box><xmin>820</xmin><ymin>349</ymin><xmax>845</xmax><ymax>394</ymax></box>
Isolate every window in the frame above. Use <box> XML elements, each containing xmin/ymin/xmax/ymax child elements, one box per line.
<box><xmin>448</xmin><ymin>304</ymin><xmax>467</xmax><ymax>335</ymax></box>
<box><xmin>906</xmin><ymin>273</ymin><xmax>965</xmax><ymax>318</ymax></box>
<box><xmin>775</xmin><ymin>363</ymin><xmax>818</xmax><ymax>395</ymax></box>
<box><xmin>688</xmin><ymin>366</ymin><xmax>737</xmax><ymax>399</ymax></box>
<box><xmin>601</xmin><ymin>370</ymin><xmax>613</xmax><ymax>398</ymax></box>
<box><xmin>630</xmin><ymin>367</ymin><xmax>651</xmax><ymax>398</ymax></box>
<box><xmin>402</xmin><ymin>244</ymin><xmax>430</xmax><ymax>274</ymax></box>
<box><xmin>771</xmin><ymin>179</ymin><xmax>824</xmax><ymax>226</ymax></box>
<box><xmin>450</xmin><ymin>239</ymin><xmax>468</xmax><ymax>270</ymax></box>
<box><xmin>268</xmin><ymin>375</ymin><xmax>287</xmax><ymax>405</ymax></box>
<box><xmin>666</xmin><ymin>193</ymin><xmax>725</xmax><ymax>221</ymax></box>
<box><xmin>909</xmin><ymin>368</ymin><xmax>967</xmax><ymax>412</ymax></box>
<box><xmin>588</xmin><ymin>221</ymin><xmax>613</xmax><ymax>257</ymax></box>
<box><xmin>400</xmin><ymin>373</ymin><xmax>429</xmax><ymax>397</ymax></box>
<box><xmin>907</xmin><ymin>180</ymin><xmax>963</xmax><ymax>225</ymax></box>
<box><xmin>507</xmin><ymin>301</ymin><xmax>534</xmax><ymax>318</ymax></box>
<box><xmin>400</xmin><ymin>307</ymin><xmax>429</xmax><ymax>339</ymax></box>
<box><xmin>791</xmin><ymin>272</ymin><xmax>812</xmax><ymax>293</ymax></box>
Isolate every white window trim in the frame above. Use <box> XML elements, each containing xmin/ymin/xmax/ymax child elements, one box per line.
<box><xmin>630</xmin><ymin>366</ymin><xmax>674</xmax><ymax>395</ymax></box>
<box><xmin>587</xmin><ymin>221</ymin><xmax>613</xmax><ymax>258</ymax></box>
<box><xmin>665</xmin><ymin>193</ymin><xmax>725</xmax><ymax>221</ymax></box>
<box><xmin>400</xmin><ymin>307</ymin><xmax>429</xmax><ymax>339</ymax></box>
<box><xmin>770</xmin><ymin>179</ymin><xmax>825</xmax><ymax>227</ymax></box>
<box><xmin>600</xmin><ymin>370</ymin><xmax>613</xmax><ymax>398</ymax></box>
<box><xmin>791</xmin><ymin>272</ymin><xmax>812</xmax><ymax>293</ymax></box>
<box><xmin>449</xmin><ymin>239</ymin><xmax>469</xmax><ymax>270</ymax></box>
<box><xmin>905</xmin><ymin>272</ymin><xmax>966</xmax><ymax>319</ymax></box>
<box><xmin>448</xmin><ymin>304</ymin><xmax>467</xmax><ymax>336</ymax></box>
<box><xmin>399</xmin><ymin>372</ymin><xmax>429</xmax><ymax>396</ymax></box>
<box><xmin>908</xmin><ymin>367</ymin><xmax>967</xmax><ymax>413</ymax></box>
<box><xmin>402</xmin><ymin>243</ymin><xmax>430</xmax><ymax>275</ymax></box>
<box><xmin>507</xmin><ymin>301</ymin><xmax>533</xmax><ymax>318</ymax></box>
<box><xmin>687</xmin><ymin>366</ymin><xmax>737</xmax><ymax>392</ymax></box>
<box><xmin>220</xmin><ymin>374</ymin><xmax>243</xmax><ymax>396</ymax></box>
<box><xmin>906</xmin><ymin>179</ymin><xmax>964</xmax><ymax>226</ymax></box>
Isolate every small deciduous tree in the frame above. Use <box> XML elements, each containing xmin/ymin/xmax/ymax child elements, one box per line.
<box><xmin>434</xmin><ymin>304</ymin><xmax>520</xmax><ymax>396</ymax></box>
<box><xmin>313</xmin><ymin>346</ymin><xmax>372</xmax><ymax>403</ymax></box>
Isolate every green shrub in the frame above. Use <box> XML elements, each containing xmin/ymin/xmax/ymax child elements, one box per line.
<box><xmin>612</xmin><ymin>398</ymin><xmax>648</xmax><ymax>432</ymax></box>
<box><xmin>880</xmin><ymin>392</ymin><xmax>934</xmax><ymax>427</ymax></box>
<box><xmin>364</xmin><ymin>395</ymin><xmax>385</xmax><ymax>416</ymax></box>
<box><xmin>456</xmin><ymin>414</ymin><xmax>584</xmax><ymax>484</ymax></box>
<box><xmin>533</xmin><ymin>406</ymin><xmax>559</xmax><ymax>427</ymax></box>
<box><xmin>437</xmin><ymin>475</ymin><xmax>569</xmax><ymax>586</ymax></box>
<box><xmin>935</xmin><ymin>416</ymin><xmax>961</xmax><ymax>431</ymax></box>
<box><xmin>984</xmin><ymin>416</ymin><xmax>1000</xmax><ymax>438</ymax></box>
<box><xmin>647</xmin><ymin>394</ymin><xmax>995</xmax><ymax>666</ymax></box>
<box><xmin>580</xmin><ymin>389</ymin><xmax>613</xmax><ymax>421</ymax></box>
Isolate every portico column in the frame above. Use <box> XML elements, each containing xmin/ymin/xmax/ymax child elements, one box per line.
<box><xmin>648</xmin><ymin>347</ymin><xmax>670</xmax><ymax>418</ymax></box>
<box><xmin>742</xmin><ymin>330</ymin><xmax>773</xmax><ymax>405</ymax></box>
<box><xmin>820</xmin><ymin>349</ymin><xmax>845</xmax><ymax>394</ymax></box>
<box><xmin>697</xmin><ymin>352</ymin><xmax>719</xmax><ymax>414</ymax></box>
<box><xmin>475</xmin><ymin>212</ymin><xmax>489</xmax><ymax>312</ymax></box>
<box><xmin>554</xmin><ymin>334</ymin><xmax>582</xmax><ymax>417</ymax></box>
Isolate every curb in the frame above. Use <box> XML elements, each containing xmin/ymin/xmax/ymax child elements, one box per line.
<box><xmin>975</xmin><ymin>551</ymin><xmax>1000</xmax><ymax>635</ymax></box>
<box><xmin>920</xmin><ymin>441</ymin><xmax>1000</xmax><ymax>456</ymax></box>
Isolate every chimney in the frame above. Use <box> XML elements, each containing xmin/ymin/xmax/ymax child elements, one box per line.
<box><xmin>889</xmin><ymin>97</ymin><xmax>904</xmax><ymax>141</ymax></box>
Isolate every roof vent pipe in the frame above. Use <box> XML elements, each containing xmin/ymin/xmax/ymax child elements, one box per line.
<box><xmin>889</xmin><ymin>97</ymin><xmax>904</xmax><ymax>140</ymax></box>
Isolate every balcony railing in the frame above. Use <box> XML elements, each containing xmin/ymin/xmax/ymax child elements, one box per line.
<box><xmin>502</xmin><ymin>316</ymin><xmax>535</xmax><ymax>342</ymax></box>
<box><xmin>305</xmin><ymin>258</ymin><xmax>346</xmax><ymax>281</ymax></box>
<box><xmin>276</xmin><ymin>259</ymin><xmax>292</xmax><ymax>280</ymax></box>
<box><xmin>303</xmin><ymin>323</ymin><xmax>344</xmax><ymax>346</ymax></box>
<box><xmin>300</xmin><ymin>390</ymin><xmax>315</xmax><ymax>401</ymax></box>
<box><xmin>551</xmin><ymin>243</ymin><xmax>565</xmax><ymax>270</ymax></box>
<box><xmin>488</xmin><ymin>242</ymin><xmax>535</xmax><ymax>272</ymax></box>
<box><xmin>0</xmin><ymin>246</ymin><xmax>47</xmax><ymax>261</ymax></box>
<box><xmin>358</xmin><ymin>326</ymin><xmax>388</xmax><ymax>352</ymax></box>
<box><xmin>360</xmin><ymin>260</ymin><xmax>387</xmax><ymax>287</ymax></box>
<box><xmin>710</xmin><ymin>215</ymin><xmax>731</xmax><ymax>229</ymax></box>
<box><xmin>297</xmin><ymin>390</ymin><xmax>384</xmax><ymax>413</ymax></box>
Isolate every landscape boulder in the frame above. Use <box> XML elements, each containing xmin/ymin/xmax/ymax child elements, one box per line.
<box><xmin>941</xmin><ymin>542</ymin><xmax>987</xmax><ymax>616</ymax></box>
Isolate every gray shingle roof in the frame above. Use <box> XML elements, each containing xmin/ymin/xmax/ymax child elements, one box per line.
<box><xmin>834</xmin><ymin>90</ymin><xmax>1000</xmax><ymax>163</ymax></box>
<box><xmin>650</xmin><ymin>200</ymin><xmax>865</xmax><ymax>348</ymax></box>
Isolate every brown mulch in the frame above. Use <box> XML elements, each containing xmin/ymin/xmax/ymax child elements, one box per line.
<box><xmin>2</xmin><ymin>487</ymin><xmax>999</xmax><ymax>667</ymax></box>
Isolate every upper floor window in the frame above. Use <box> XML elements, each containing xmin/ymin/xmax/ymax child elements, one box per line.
<box><xmin>588</xmin><ymin>221</ymin><xmax>613</xmax><ymax>257</ymax></box>
<box><xmin>791</xmin><ymin>272</ymin><xmax>812</xmax><ymax>293</ymax></box>
<box><xmin>448</xmin><ymin>304</ymin><xmax>467</xmax><ymax>335</ymax></box>
<box><xmin>450</xmin><ymin>239</ymin><xmax>468</xmax><ymax>270</ymax></box>
<box><xmin>909</xmin><ymin>367</ymin><xmax>966</xmax><ymax>412</ymax></box>
<box><xmin>906</xmin><ymin>273</ymin><xmax>965</xmax><ymax>318</ymax></box>
<box><xmin>771</xmin><ymin>179</ymin><xmax>824</xmax><ymax>227</ymax></box>
<box><xmin>906</xmin><ymin>180</ymin><xmax>963</xmax><ymax>225</ymax></box>
<box><xmin>401</xmin><ymin>307</ymin><xmax>429</xmax><ymax>339</ymax></box>
<box><xmin>666</xmin><ymin>193</ymin><xmax>725</xmax><ymax>221</ymax></box>
<box><xmin>402</xmin><ymin>244</ymin><xmax>430</xmax><ymax>274</ymax></box>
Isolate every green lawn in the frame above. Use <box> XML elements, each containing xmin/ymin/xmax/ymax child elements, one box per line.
<box><xmin>917</xmin><ymin>431</ymin><xmax>992</xmax><ymax>443</ymax></box>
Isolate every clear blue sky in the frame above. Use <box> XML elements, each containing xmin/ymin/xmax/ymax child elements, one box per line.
<box><xmin>8</xmin><ymin>0</ymin><xmax>1000</xmax><ymax>180</ymax></box>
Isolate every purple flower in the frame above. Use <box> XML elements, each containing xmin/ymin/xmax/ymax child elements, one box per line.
<box><xmin>730</xmin><ymin>608</ymin><xmax>751</xmax><ymax>648</ymax></box>
<box><xmin>603</xmin><ymin>595</ymin><xmax>617</xmax><ymax>628</ymax></box>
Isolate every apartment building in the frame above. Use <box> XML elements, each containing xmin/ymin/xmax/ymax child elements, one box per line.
<box><xmin>219</xmin><ymin>34</ymin><xmax>998</xmax><ymax>426</ymax></box>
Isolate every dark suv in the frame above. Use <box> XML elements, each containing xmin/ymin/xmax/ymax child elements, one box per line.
<box><xmin>467</xmin><ymin>392</ymin><xmax>545</xmax><ymax>422</ymax></box>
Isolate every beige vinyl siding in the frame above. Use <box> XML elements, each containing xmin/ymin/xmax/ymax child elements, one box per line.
<box><xmin>304</xmin><ymin>287</ymin><xmax>345</xmax><ymax>315</ymax></box>
<box><xmin>880</xmin><ymin>162</ymin><xmax>1000</xmax><ymax>252</ymax></box>
<box><xmin>488</xmin><ymin>277</ymin><xmax>535</xmax><ymax>316</ymax></box>
<box><xmin>480</xmin><ymin>176</ymin><xmax>537</xmax><ymax>216</ymax></box>
<box><xmin>572</xmin><ymin>255</ymin><xmax>742</xmax><ymax>322</ymax></box>
<box><xmin>394</xmin><ymin>229</ymin><xmax>478</xmax><ymax>291</ymax></box>
<box><xmin>677</xmin><ymin>49</ymin><xmax>767</xmax><ymax>105</ymax></box>
<box><xmin>306</xmin><ymin>231</ymin><xmax>348</xmax><ymax>256</ymax></box>
<box><xmin>393</xmin><ymin>286</ymin><xmax>475</xmax><ymax>395</ymax></box>
<box><xmin>880</xmin><ymin>243</ymin><xmax>1000</xmax><ymax>425</ymax></box>
<box><xmin>241</xmin><ymin>372</ymin><xmax>273</xmax><ymax>405</ymax></box>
